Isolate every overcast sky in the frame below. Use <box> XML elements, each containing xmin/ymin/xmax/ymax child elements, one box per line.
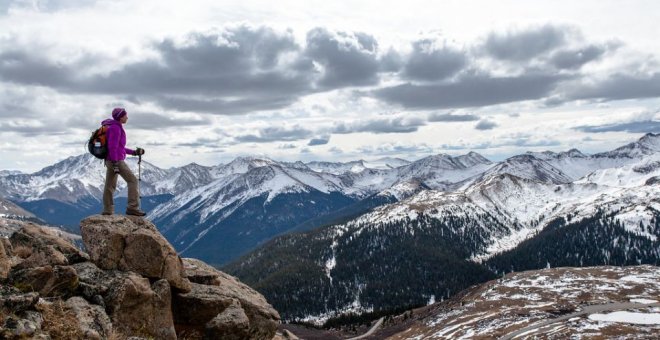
<box><xmin>1</xmin><ymin>0</ymin><xmax>659</xmax><ymax>172</ymax></box>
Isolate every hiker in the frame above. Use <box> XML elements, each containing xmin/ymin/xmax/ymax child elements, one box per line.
<box><xmin>101</xmin><ymin>108</ymin><xmax>146</xmax><ymax>216</ymax></box>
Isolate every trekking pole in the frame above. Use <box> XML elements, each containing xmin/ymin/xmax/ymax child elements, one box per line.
<box><xmin>138</xmin><ymin>152</ymin><xmax>142</xmax><ymax>207</ymax></box>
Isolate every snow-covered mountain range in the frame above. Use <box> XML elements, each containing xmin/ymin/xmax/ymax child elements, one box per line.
<box><xmin>1</xmin><ymin>133</ymin><xmax>659</xmax><ymax>268</ymax></box>
<box><xmin>291</xmin><ymin>133</ymin><xmax>660</xmax><ymax>269</ymax></box>
<box><xmin>223</xmin><ymin>133</ymin><xmax>660</xmax><ymax>321</ymax></box>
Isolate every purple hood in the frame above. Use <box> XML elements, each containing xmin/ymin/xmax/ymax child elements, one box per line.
<box><xmin>102</xmin><ymin>119</ymin><xmax>134</xmax><ymax>162</ymax></box>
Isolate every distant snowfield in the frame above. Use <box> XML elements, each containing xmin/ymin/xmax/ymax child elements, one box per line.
<box><xmin>631</xmin><ymin>298</ymin><xmax>659</xmax><ymax>304</ymax></box>
<box><xmin>588</xmin><ymin>311</ymin><xmax>660</xmax><ymax>325</ymax></box>
<box><xmin>390</xmin><ymin>266</ymin><xmax>660</xmax><ymax>339</ymax></box>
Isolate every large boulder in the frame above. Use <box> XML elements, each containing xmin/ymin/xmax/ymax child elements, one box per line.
<box><xmin>73</xmin><ymin>261</ymin><xmax>176</xmax><ymax>340</ymax></box>
<box><xmin>175</xmin><ymin>258</ymin><xmax>280</xmax><ymax>340</ymax></box>
<box><xmin>8</xmin><ymin>265</ymin><xmax>78</xmax><ymax>297</ymax></box>
<box><xmin>80</xmin><ymin>215</ymin><xmax>191</xmax><ymax>292</ymax></box>
<box><xmin>205</xmin><ymin>299</ymin><xmax>250</xmax><ymax>340</ymax></box>
<box><xmin>105</xmin><ymin>275</ymin><xmax>176</xmax><ymax>340</ymax></box>
<box><xmin>183</xmin><ymin>258</ymin><xmax>280</xmax><ymax>321</ymax></box>
<box><xmin>9</xmin><ymin>224</ymin><xmax>87</xmax><ymax>270</ymax></box>
<box><xmin>183</xmin><ymin>257</ymin><xmax>226</xmax><ymax>286</ymax></box>
<box><xmin>72</xmin><ymin>261</ymin><xmax>111</xmax><ymax>306</ymax></box>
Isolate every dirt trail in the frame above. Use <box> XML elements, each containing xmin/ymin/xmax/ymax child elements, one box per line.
<box><xmin>346</xmin><ymin>317</ymin><xmax>385</xmax><ymax>340</ymax></box>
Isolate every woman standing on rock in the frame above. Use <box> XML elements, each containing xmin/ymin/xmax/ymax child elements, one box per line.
<box><xmin>102</xmin><ymin>108</ymin><xmax>146</xmax><ymax>216</ymax></box>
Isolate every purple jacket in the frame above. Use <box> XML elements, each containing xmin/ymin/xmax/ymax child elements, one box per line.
<box><xmin>102</xmin><ymin>119</ymin><xmax>135</xmax><ymax>162</ymax></box>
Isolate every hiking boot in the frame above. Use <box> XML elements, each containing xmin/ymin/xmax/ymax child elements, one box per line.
<box><xmin>126</xmin><ymin>209</ymin><xmax>146</xmax><ymax>216</ymax></box>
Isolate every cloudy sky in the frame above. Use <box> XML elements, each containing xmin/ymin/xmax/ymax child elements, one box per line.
<box><xmin>1</xmin><ymin>0</ymin><xmax>659</xmax><ymax>172</ymax></box>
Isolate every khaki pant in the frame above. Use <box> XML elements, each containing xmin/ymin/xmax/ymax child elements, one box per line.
<box><xmin>103</xmin><ymin>160</ymin><xmax>140</xmax><ymax>214</ymax></box>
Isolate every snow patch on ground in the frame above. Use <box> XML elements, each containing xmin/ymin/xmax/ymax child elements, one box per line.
<box><xmin>588</xmin><ymin>311</ymin><xmax>660</xmax><ymax>325</ymax></box>
<box><xmin>630</xmin><ymin>298</ymin><xmax>658</xmax><ymax>304</ymax></box>
<box><xmin>294</xmin><ymin>298</ymin><xmax>373</xmax><ymax>326</ymax></box>
<box><xmin>324</xmin><ymin>240</ymin><xmax>338</xmax><ymax>284</ymax></box>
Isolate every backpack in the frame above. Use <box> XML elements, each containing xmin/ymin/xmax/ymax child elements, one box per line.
<box><xmin>88</xmin><ymin>124</ymin><xmax>109</xmax><ymax>159</ymax></box>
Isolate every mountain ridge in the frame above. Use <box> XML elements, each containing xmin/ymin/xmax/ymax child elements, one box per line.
<box><xmin>1</xmin><ymin>133</ymin><xmax>659</xmax><ymax>267</ymax></box>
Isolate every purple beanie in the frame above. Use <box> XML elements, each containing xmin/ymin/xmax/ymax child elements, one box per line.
<box><xmin>112</xmin><ymin>107</ymin><xmax>127</xmax><ymax>120</ymax></box>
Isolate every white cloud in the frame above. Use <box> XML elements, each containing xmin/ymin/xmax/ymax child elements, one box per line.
<box><xmin>1</xmin><ymin>1</ymin><xmax>660</xmax><ymax>171</ymax></box>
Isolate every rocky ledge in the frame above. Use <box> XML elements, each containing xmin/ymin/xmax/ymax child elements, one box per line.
<box><xmin>0</xmin><ymin>215</ymin><xmax>281</xmax><ymax>339</ymax></box>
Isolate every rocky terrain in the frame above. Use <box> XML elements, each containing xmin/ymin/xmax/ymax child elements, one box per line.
<box><xmin>0</xmin><ymin>216</ymin><xmax>283</xmax><ymax>339</ymax></box>
<box><xmin>366</xmin><ymin>266</ymin><xmax>660</xmax><ymax>339</ymax></box>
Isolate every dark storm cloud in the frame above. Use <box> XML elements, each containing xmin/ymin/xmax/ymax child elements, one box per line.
<box><xmin>373</xmin><ymin>73</ymin><xmax>568</xmax><ymax>110</ymax></box>
<box><xmin>308</xmin><ymin>136</ymin><xmax>330</xmax><ymax>146</ymax></box>
<box><xmin>3</xmin><ymin>23</ymin><xmax>659</xmax><ymax>117</ymax></box>
<box><xmin>125</xmin><ymin>112</ymin><xmax>211</xmax><ymax>129</ymax></box>
<box><xmin>0</xmin><ymin>120</ymin><xmax>68</xmax><ymax>136</ymax></box>
<box><xmin>332</xmin><ymin>117</ymin><xmax>426</xmax><ymax>134</ymax></box>
<box><xmin>549</xmin><ymin>44</ymin><xmax>608</xmax><ymax>69</ymax></box>
<box><xmin>0</xmin><ymin>50</ymin><xmax>77</xmax><ymax>88</ymax></box>
<box><xmin>379</xmin><ymin>48</ymin><xmax>403</xmax><ymax>72</ymax></box>
<box><xmin>482</xmin><ymin>24</ymin><xmax>568</xmax><ymax>61</ymax></box>
<box><xmin>475</xmin><ymin>119</ymin><xmax>498</xmax><ymax>130</ymax></box>
<box><xmin>232</xmin><ymin>116</ymin><xmax>427</xmax><ymax>145</ymax></box>
<box><xmin>0</xmin><ymin>26</ymin><xmax>316</xmax><ymax>114</ymax></box>
<box><xmin>428</xmin><ymin>112</ymin><xmax>479</xmax><ymax>122</ymax></box>
<box><xmin>0</xmin><ymin>26</ymin><xmax>396</xmax><ymax>114</ymax></box>
<box><xmin>234</xmin><ymin>125</ymin><xmax>314</xmax><ymax>143</ymax></box>
<box><xmin>83</xmin><ymin>27</ymin><xmax>312</xmax><ymax>96</ymax></box>
<box><xmin>403</xmin><ymin>39</ymin><xmax>467</xmax><ymax>81</ymax></box>
<box><xmin>153</xmin><ymin>95</ymin><xmax>298</xmax><ymax>115</ymax></box>
<box><xmin>574</xmin><ymin>120</ymin><xmax>660</xmax><ymax>133</ymax></box>
<box><xmin>305</xmin><ymin>28</ymin><xmax>381</xmax><ymax>88</ymax></box>
<box><xmin>564</xmin><ymin>72</ymin><xmax>660</xmax><ymax>102</ymax></box>
<box><xmin>0</xmin><ymin>99</ymin><xmax>37</xmax><ymax>119</ymax></box>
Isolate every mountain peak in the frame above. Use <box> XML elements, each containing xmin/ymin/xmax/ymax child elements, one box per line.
<box><xmin>181</xmin><ymin>162</ymin><xmax>209</xmax><ymax>170</ymax></box>
<box><xmin>222</xmin><ymin>156</ymin><xmax>277</xmax><ymax>174</ymax></box>
<box><xmin>563</xmin><ymin>148</ymin><xmax>586</xmax><ymax>157</ymax></box>
<box><xmin>416</xmin><ymin>153</ymin><xmax>455</xmax><ymax>164</ymax></box>
<box><xmin>639</xmin><ymin>132</ymin><xmax>660</xmax><ymax>151</ymax></box>
<box><xmin>482</xmin><ymin>154</ymin><xmax>573</xmax><ymax>184</ymax></box>
<box><xmin>597</xmin><ymin>133</ymin><xmax>660</xmax><ymax>158</ymax></box>
<box><xmin>456</xmin><ymin>152</ymin><xmax>491</xmax><ymax>167</ymax></box>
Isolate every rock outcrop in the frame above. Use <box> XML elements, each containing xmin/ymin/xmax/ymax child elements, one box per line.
<box><xmin>80</xmin><ymin>215</ymin><xmax>191</xmax><ymax>292</ymax></box>
<box><xmin>0</xmin><ymin>215</ymin><xmax>281</xmax><ymax>340</ymax></box>
<box><xmin>8</xmin><ymin>265</ymin><xmax>78</xmax><ymax>297</ymax></box>
<box><xmin>9</xmin><ymin>222</ymin><xmax>87</xmax><ymax>269</ymax></box>
<box><xmin>178</xmin><ymin>258</ymin><xmax>281</xmax><ymax>338</ymax></box>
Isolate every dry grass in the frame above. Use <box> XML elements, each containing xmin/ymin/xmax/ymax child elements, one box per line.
<box><xmin>11</xmin><ymin>245</ymin><xmax>32</xmax><ymax>259</ymax></box>
<box><xmin>36</xmin><ymin>299</ymin><xmax>83</xmax><ymax>340</ymax></box>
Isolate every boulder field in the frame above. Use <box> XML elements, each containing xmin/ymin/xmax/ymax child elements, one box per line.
<box><xmin>0</xmin><ymin>215</ymin><xmax>281</xmax><ymax>339</ymax></box>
